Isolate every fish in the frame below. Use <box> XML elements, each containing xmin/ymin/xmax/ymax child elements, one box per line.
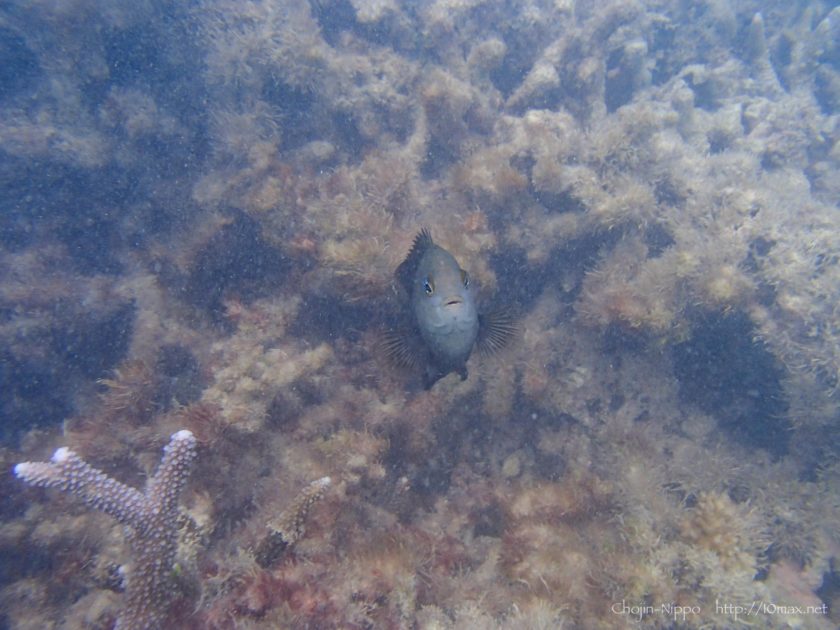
<box><xmin>384</xmin><ymin>229</ymin><xmax>515</xmax><ymax>389</ymax></box>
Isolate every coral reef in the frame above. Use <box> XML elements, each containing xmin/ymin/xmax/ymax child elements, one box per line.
<box><xmin>3</xmin><ymin>0</ymin><xmax>840</xmax><ymax>628</ymax></box>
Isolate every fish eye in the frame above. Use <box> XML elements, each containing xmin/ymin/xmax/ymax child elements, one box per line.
<box><xmin>461</xmin><ymin>269</ymin><xmax>470</xmax><ymax>287</ymax></box>
<box><xmin>423</xmin><ymin>276</ymin><xmax>434</xmax><ymax>295</ymax></box>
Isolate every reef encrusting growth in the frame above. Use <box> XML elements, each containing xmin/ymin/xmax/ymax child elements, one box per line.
<box><xmin>2</xmin><ymin>0</ymin><xmax>840</xmax><ymax>628</ymax></box>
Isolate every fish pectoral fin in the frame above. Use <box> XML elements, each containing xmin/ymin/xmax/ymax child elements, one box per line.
<box><xmin>477</xmin><ymin>307</ymin><xmax>518</xmax><ymax>355</ymax></box>
<box><xmin>380</xmin><ymin>327</ymin><xmax>426</xmax><ymax>368</ymax></box>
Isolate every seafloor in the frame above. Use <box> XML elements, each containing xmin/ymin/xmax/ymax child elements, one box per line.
<box><xmin>1</xmin><ymin>0</ymin><xmax>839</xmax><ymax>628</ymax></box>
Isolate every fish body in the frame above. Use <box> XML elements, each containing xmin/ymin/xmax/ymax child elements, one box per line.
<box><xmin>387</xmin><ymin>229</ymin><xmax>514</xmax><ymax>389</ymax></box>
<box><xmin>409</xmin><ymin>233</ymin><xmax>479</xmax><ymax>371</ymax></box>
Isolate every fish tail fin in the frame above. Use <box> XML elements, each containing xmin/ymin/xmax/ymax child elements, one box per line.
<box><xmin>423</xmin><ymin>363</ymin><xmax>450</xmax><ymax>390</ymax></box>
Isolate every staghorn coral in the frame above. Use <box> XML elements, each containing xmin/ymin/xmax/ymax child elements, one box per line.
<box><xmin>13</xmin><ymin>430</ymin><xmax>198</xmax><ymax>630</ymax></box>
<box><xmin>254</xmin><ymin>475</ymin><xmax>332</xmax><ymax>567</ymax></box>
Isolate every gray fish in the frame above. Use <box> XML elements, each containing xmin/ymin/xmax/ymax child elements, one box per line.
<box><xmin>384</xmin><ymin>229</ymin><xmax>515</xmax><ymax>389</ymax></box>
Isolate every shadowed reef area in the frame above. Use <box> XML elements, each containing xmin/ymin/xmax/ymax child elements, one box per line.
<box><xmin>2</xmin><ymin>0</ymin><xmax>840</xmax><ymax>627</ymax></box>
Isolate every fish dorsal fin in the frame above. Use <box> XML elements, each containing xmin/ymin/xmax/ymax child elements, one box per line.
<box><xmin>395</xmin><ymin>228</ymin><xmax>434</xmax><ymax>295</ymax></box>
<box><xmin>477</xmin><ymin>308</ymin><xmax>517</xmax><ymax>355</ymax></box>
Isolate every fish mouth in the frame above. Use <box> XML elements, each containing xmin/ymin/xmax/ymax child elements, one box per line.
<box><xmin>444</xmin><ymin>297</ymin><xmax>464</xmax><ymax>307</ymax></box>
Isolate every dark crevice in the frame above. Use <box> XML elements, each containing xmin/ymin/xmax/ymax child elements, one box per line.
<box><xmin>672</xmin><ymin>311</ymin><xmax>789</xmax><ymax>456</ymax></box>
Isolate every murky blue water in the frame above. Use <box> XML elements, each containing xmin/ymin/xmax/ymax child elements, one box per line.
<box><xmin>1</xmin><ymin>1</ymin><xmax>839</xmax><ymax>627</ymax></box>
